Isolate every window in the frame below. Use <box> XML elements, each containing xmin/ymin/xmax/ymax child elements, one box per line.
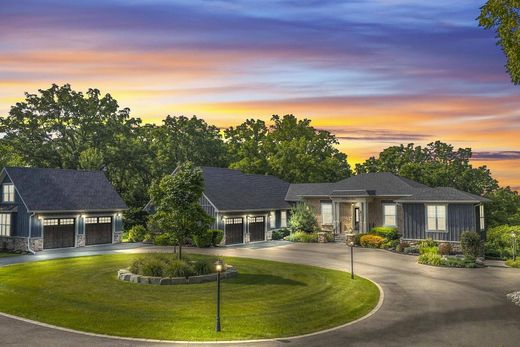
<box><xmin>383</xmin><ymin>204</ymin><xmax>397</xmax><ymax>226</ymax></box>
<box><xmin>354</xmin><ymin>207</ymin><xmax>360</xmax><ymax>223</ymax></box>
<box><xmin>43</xmin><ymin>219</ymin><xmax>59</xmax><ymax>226</ymax></box>
<box><xmin>225</xmin><ymin>218</ymin><xmax>242</xmax><ymax>225</ymax></box>
<box><xmin>2</xmin><ymin>184</ymin><xmax>14</xmax><ymax>203</ymax></box>
<box><xmin>270</xmin><ymin>211</ymin><xmax>277</xmax><ymax>228</ymax></box>
<box><xmin>98</xmin><ymin>217</ymin><xmax>111</xmax><ymax>224</ymax></box>
<box><xmin>0</xmin><ymin>214</ymin><xmax>11</xmax><ymax>236</ymax></box>
<box><xmin>281</xmin><ymin>210</ymin><xmax>287</xmax><ymax>228</ymax></box>
<box><xmin>426</xmin><ymin>205</ymin><xmax>447</xmax><ymax>232</ymax></box>
<box><xmin>479</xmin><ymin>205</ymin><xmax>485</xmax><ymax>231</ymax></box>
<box><xmin>85</xmin><ymin>217</ymin><xmax>98</xmax><ymax>224</ymax></box>
<box><xmin>321</xmin><ymin>201</ymin><xmax>333</xmax><ymax>225</ymax></box>
<box><xmin>60</xmin><ymin>219</ymin><xmax>74</xmax><ymax>225</ymax></box>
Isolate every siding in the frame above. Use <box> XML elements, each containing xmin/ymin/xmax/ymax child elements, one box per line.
<box><xmin>1</xmin><ymin>174</ymin><xmax>31</xmax><ymax>237</ymax></box>
<box><xmin>200</xmin><ymin>195</ymin><xmax>218</xmax><ymax>229</ymax></box>
<box><xmin>403</xmin><ymin>203</ymin><xmax>477</xmax><ymax>241</ymax></box>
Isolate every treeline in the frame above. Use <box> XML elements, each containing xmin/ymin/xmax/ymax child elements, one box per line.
<box><xmin>0</xmin><ymin>84</ymin><xmax>518</xmax><ymax>227</ymax></box>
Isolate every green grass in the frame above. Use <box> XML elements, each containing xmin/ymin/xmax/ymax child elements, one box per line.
<box><xmin>0</xmin><ymin>253</ymin><xmax>379</xmax><ymax>341</ymax></box>
<box><xmin>505</xmin><ymin>258</ymin><xmax>520</xmax><ymax>268</ymax></box>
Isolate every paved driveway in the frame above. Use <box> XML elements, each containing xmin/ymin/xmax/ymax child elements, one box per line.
<box><xmin>0</xmin><ymin>242</ymin><xmax>519</xmax><ymax>347</ymax></box>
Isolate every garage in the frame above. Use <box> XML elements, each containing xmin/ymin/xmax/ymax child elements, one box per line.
<box><xmin>43</xmin><ymin>218</ymin><xmax>75</xmax><ymax>249</ymax></box>
<box><xmin>85</xmin><ymin>216</ymin><xmax>113</xmax><ymax>245</ymax></box>
<box><xmin>224</xmin><ymin>217</ymin><xmax>244</xmax><ymax>245</ymax></box>
<box><xmin>248</xmin><ymin>216</ymin><xmax>265</xmax><ymax>242</ymax></box>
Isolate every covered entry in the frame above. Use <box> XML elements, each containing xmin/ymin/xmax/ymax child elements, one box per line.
<box><xmin>85</xmin><ymin>216</ymin><xmax>113</xmax><ymax>245</ymax></box>
<box><xmin>248</xmin><ymin>216</ymin><xmax>265</xmax><ymax>242</ymax></box>
<box><xmin>43</xmin><ymin>218</ymin><xmax>75</xmax><ymax>249</ymax></box>
<box><xmin>224</xmin><ymin>217</ymin><xmax>244</xmax><ymax>245</ymax></box>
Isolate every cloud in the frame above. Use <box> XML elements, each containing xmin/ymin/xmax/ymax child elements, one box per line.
<box><xmin>320</xmin><ymin>128</ymin><xmax>430</xmax><ymax>142</ymax></box>
<box><xmin>473</xmin><ymin>151</ymin><xmax>520</xmax><ymax>161</ymax></box>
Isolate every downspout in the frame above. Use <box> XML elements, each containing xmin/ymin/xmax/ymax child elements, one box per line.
<box><xmin>27</xmin><ymin>212</ymin><xmax>36</xmax><ymax>255</ymax></box>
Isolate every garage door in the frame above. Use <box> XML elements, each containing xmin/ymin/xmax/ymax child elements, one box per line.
<box><xmin>85</xmin><ymin>216</ymin><xmax>113</xmax><ymax>245</ymax></box>
<box><xmin>248</xmin><ymin>216</ymin><xmax>265</xmax><ymax>242</ymax></box>
<box><xmin>225</xmin><ymin>217</ymin><xmax>244</xmax><ymax>245</ymax></box>
<box><xmin>43</xmin><ymin>218</ymin><xmax>75</xmax><ymax>249</ymax></box>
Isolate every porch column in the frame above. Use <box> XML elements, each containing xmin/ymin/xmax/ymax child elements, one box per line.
<box><xmin>362</xmin><ymin>200</ymin><xmax>369</xmax><ymax>233</ymax></box>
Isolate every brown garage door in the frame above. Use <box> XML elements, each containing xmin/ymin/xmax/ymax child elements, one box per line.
<box><xmin>248</xmin><ymin>216</ymin><xmax>265</xmax><ymax>242</ymax></box>
<box><xmin>85</xmin><ymin>216</ymin><xmax>112</xmax><ymax>245</ymax></box>
<box><xmin>225</xmin><ymin>217</ymin><xmax>243</xmax><ymax>245</ymax></box>
<box><xmin>43</xmin><ymin>218</ymin><xmax>75</xmax><ymax>249</ymax></box>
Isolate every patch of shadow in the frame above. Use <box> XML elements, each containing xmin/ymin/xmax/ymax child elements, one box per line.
<box><xmin>236</xmin><ymin>274</ymin><xmax>306</xmax><ymax>286</ymax></box>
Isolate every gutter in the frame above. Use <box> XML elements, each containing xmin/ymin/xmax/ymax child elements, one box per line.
<box><xmin>27</xmin><ymin>212</ymin><xmax>36</xmax><ymax>255</ymax></box>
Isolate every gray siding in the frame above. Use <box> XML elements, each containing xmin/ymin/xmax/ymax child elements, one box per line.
<box><xmin>402</xmin><ymin>203</ymin><xmax>477</xmax><ymax>242</ymax></box>
<box><xmin>200</xmin><ymin>195</ymin><xmax>218</xmax><ymax>229</ymax></box>
<box><xmin>1</xmin><ymin>174</ymin><xmax>31</xmax><ymax>237</ymax></box>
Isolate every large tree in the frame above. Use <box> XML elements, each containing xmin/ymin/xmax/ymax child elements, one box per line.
<box><xmin>478</xmin><ymin>0</ymin><xmax>520</xmax><ymax>85</ymax></box>
<box><xmin>355</xmin><ymin>141</ymin><xmax>498</xmax><ymax>195</ymax></box>
<box><xmin>485</xmin><ymin>187</ymin><xmax>520</xmax><ymax>226</ymax></box>
<box><xmin>225</xmin><ymin>115</ymin><xmax>351</xmax><ymax>183</ymax></box>
<box><xmin>148</xmin><ymin>162</ymin><xmax>213</xmax><ymax>259</ymax></box>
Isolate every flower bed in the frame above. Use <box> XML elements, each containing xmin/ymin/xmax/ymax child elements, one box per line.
<box><xmin>117</xmin><ymin>265</ymin><xmax>237</xmax><ymax>285</ymax></box>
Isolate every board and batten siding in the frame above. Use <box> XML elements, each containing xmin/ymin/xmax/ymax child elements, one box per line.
<box><xmin>0</xmin><ymin>174</ymin><xmax>31</xmax><ymax>237</ymax></box>
<box><xmin>200</xmin><ymin>195</ymin><xmax>218</xmax><ymax>229</ymax></box>
<box><xmin>402</xmin><ymin>203</ymin><xmax>477</xmax><ymax>242</ymax></box>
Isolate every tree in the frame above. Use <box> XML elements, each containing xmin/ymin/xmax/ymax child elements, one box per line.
<box><xmin>478</xmin><ymin>0</ymin><xmax>520</xmax><ymax>85</ymax></box>
<box><xmin>288</xmin><ymin>202</ymin><xmax>319</xmax><ymax>233</ymax></box>
<box><xmin>355</xmin><ymin>141</ymin><xmax>498</xmax><ymax>195</ymax></box>
<box><xmin>148</xmin><ymin>162</ymin><xmax>213</xmax><ymax>259</ymax></box>
<box><xmin>485</xmin><ymin>187</ymin><xmax>520</xmax><ymax>226</ymax></box>
<box><xmin>225</xmin><ymin>115</ymin><xmax>351</xmax><ymax>183</ymax></box>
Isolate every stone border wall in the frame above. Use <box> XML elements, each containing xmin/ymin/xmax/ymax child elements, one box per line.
<box><xmin>117</xmin><ymin>266</ymin><xmax>237</xmax><ymax>285</ymax></box>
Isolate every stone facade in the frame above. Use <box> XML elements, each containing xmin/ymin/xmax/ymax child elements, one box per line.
<box><xmin>0</xmin><ymin>236</ymin><xmax>43</xmax><ymax>252</ymax></box>
<box><xmin>113</xmin><ymin>231</ymin><xmax>122</xmax><ymax>243</ymax></box>
<box><xmin>76</xmin><ymin>234</ymin><xmax>85</xmax><ymax>247</ymax></box>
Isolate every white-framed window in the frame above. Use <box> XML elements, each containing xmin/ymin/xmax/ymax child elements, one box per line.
<box><xmin>479</xmin><ymin>205</ymin><xmax>485</xmax><ymax>231</ymax></box>
<box><xmin>225</xmin><ymin>218</ymin><xmax>242</xmax><ymax>225</ymax></box>
<box><xmin>321</xmin><ymin>201</ymin><xmax>333</xmax><ymax>225</ymax></box>
<box><xmin>383</xmin><ymin>204</ymin><xmax>397</xmax><ymax>226</ymax></box>
<box><xmin>2</xmin><ymin>184</ymin><xmax>14</xmax><ymax>203</ymax></box>
<box><xmin>85</xmin><ymin>217</ymin><xmax>98</xmax><ymax>224</ymax></box>
<box><xmin>426</xmin><ymin>205</ymin><xmax>447</xmax><ymax>232</ymax></box>
<box><xmin>281</xmin><ymin>210</ymin><xmax>287</xmax><ymax>228</ymax></box>
<box><xmin>60</xmin><ymin>219</ymin><xmax>75</xmax><ymax>225</ymax></box>
<box><xmin>0</xmin><ymin>213</ymin><xmax>11</xmax><ymax>236</ymax></box>
<box><xmin>43</xmin><ymin>219</ymin><xmax>59</xmax><ymax>226</ymax></box>
<box><xmin>98</xmin><ymin>217</ymin><xmax>111</xmax><ymax>224</ymax></box>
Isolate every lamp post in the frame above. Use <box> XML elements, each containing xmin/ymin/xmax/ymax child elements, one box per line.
<box><xmin>348</xmin><ymin>240</ymin><xmax>354</xmax><ymax>279</ymax></box>
<box><xmin>512</xmin><ymin>232</ymin><xmax>517</xmax><ymax>261</ymax></box>
<box><xmin>215</xmin><ymin>259</ymin><xmax>223</xmax><ymax>332</ymax></box>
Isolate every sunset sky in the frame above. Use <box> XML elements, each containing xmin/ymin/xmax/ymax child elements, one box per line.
<box><xmin>1</xmin><ymin>1</ymin><xmax>519</xmax><ymax>190</ymax></box>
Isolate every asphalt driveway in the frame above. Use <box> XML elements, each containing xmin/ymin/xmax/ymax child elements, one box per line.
<box><xmin>0</xmin><ymin>242</ymin><xmax>519</xmax><ymax>347</ymax></box>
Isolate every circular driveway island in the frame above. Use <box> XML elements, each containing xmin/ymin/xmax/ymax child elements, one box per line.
<box><xmin>0</xmin><ymin>242</ymin><xmax>519</xmax><ymax>346</ymax></box>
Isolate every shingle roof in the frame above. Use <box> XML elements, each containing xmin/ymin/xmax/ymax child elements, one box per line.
<box><xmin>397</xmin><ymin>187</ymin><xmax>491</xmax><ymax>203</ymax></box>
<box><xmin>202</xmin><ymin>167</ymin><xmax>291</xmax><ymax>211</ymax></box>
<box><xmin>4</xmin><ymin>167</ymin><xmax>127</xmax><ymax>212</ymax></box>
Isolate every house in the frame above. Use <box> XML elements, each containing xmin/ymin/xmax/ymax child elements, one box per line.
<box><xmin>286</xmin><ymin>172</ymin><xmax>490</xmax><ymax>243</ymax></box>
<box><xmin>0</xmin><ymin>167</ymin><xmax>127</xmax><ymax>252</ymax></box>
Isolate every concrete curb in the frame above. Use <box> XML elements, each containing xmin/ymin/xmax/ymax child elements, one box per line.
<box><xmin>0</xmin><ymin>277</ymin><xmax>384</xmax><ymax>345</ymax></box>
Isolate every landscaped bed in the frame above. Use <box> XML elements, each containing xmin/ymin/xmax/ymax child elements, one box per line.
<box><xmin>0</xmin><ymin>253</ymin><xmax>380</xmax><ymax>341</ymax></box>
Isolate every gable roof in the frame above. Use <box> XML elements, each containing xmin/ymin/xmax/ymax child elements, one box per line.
<box><xmin>202</xmin><ymin>167</ymin><xmax>291</xmax><ymax>212</ymax></box>
<box><xmin>397</xmin><ymin>187</ymin><xmax>491</xmax><ymax>203</ymax></box>
<box><xmin>3</xmin><ymin>167</ymin><xmax>127</xmax><ymax>212</ymax></box>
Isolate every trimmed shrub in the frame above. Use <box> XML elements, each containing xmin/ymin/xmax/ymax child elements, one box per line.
<box><xmin>353</xmin><ymin>233</ymin><xmax>366</xmax><ymax>246</ymax></box>
<box><xmin>396</xmin><ymin>241</ymin><xmax>410</xmax><ymax>253</ymax></box>
<box><xmin>461</xmin><ymin>231</ymin><xmax>482</xmax><ymax>258</ymax></box>
<box><xmin>371</xmin><ymin>226</ymin><xmax>399</xmax><ymax>240</ymax></box>
<box><xmin>286</xmin><ymin>231</ymin><xmax>319</xmax><ymax>243</ymax></box>
<box><xmin>210</xmin><ymin>229</ymin><xmax>224</xmax><ymax>246</ymax></box>
<box><xmin>438</xmin><ymin>243</ymin><xmax>453</xmax><ymax>256</ymax></box>
<box><xmin>193</xmin><ymin>230</ymin><xmax>213</xmax><ymax>248</ymax></box>
<box><xmin>381</xmin><ymin>239</ymin><xmax>399</xmax><ymax>250</ymax></box>
<box><xmin>360</xmin><ymin>234</ymin><xmax>384</xmax><ymax>248</ymax></box>
<box><xmin>272</xmin><ymin>228</ymin><xmax>290</xmax><ymax>240</ymax></box>
<box><xmin>126</xmin><ymin>225</ymin><xmax>147</xmax><ymax>242</ymax></box>
<box><xmin>128</xmin><ymin>254</ymin><xmax>219</xmax><ymax>278</ymax></box>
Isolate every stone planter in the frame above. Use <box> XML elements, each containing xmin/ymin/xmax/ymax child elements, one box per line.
<box><xmin>117</xmin><ymin>265</ymin><xmax>237</xmax><ymax>285</ymax></box>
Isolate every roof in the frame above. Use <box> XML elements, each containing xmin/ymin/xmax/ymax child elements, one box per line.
<box><xmin>285</xmin><ymin>172</ymin><xmax>489</xmax><ymax>203</ymax></box>
<box><xmin>201</xmin><ymin>167</ymin><xmax>291</xmax><ymax>212</ymax></box>
<box><xmin>3</xmin><ymin>167</ymin><xmax>127</xmax><ymax>212</ymax></box>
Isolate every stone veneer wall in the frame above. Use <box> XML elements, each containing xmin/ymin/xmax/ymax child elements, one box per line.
<box><xmin>76</xmin><ymin>234</ymin><xmax>85</xmax><ymax>247</ymax></box>
<box><xmin>0</xmin><ymin>236</ymin><xmax>43</xmax><ymax>252</ymax></box>
<box><xmin>113</xmin><ymin>231</ymin><xmax>122</xmax><ymax>243</ymax></box>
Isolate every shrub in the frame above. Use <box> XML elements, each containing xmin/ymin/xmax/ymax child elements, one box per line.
<box><xmin>418</xmin><ymin>252</ymin><xmax>442</xmax><ymax>266</ymax></box>
<box><xmin>163</xmin><ymin>260</ymin><xmax>194</xmax><ymax>278</ymax></box>
<box><xmin>419</xmin><ymin>246</ymin><xmax>439</xmax><ymax>255</ymax></box>
<box><xmin>360</xmin><ymin>234</ymin><xmax>384</xmax><ymax>248</ymax></box>
<box><xmin>461</xmin><ymin>231</ymin><xmax>482</xmax><ymax>258</ymax></box>
<box><xmin>381</xmin><ymin>239</ymin><xmax>399</xmax><ymax>249</ymax></box>
<box><xmin>353</xmin><ymin>233</ymin><xmax>366</xmax><ymax>246</ymax></box>
<box><xmin>154</xmin><ymin>233</ymin><xmax>175</xmax><ymax>246</ymax></box>
<box><xmin>325</xmin><ymin>232</ymin><xmax>335</xmax><ymax>242</ymax></box>
<box><xmin>506</xmin><ymin>259</ymin><xmax>520</xmax><ymax>268</ymax></box>
<box><xmin>126</xmin><ymin>225</ymin><xmax>147</xmax><ymax>243</ymax></box>
<box><xmin>128</xmin><ymin>254</ymin><xmax>219</xmax><ymax>278</ymax></box>
<box><xmin>191</xmin><ymin>258</ymin><xmax>213</xmax><ymax>275</ymax></box>
<box><xmin>286</xmin><ymin>231</ymin><xmax>319</xmax><ymax>243</ymax></box>
<box><xmin>486</xmin><ymin>225</ymin><xmax>520</xmax><ymax>260</ymax></box>
<box><xmin>371</xmin><ymin>226</ymin><xmax>399</xmax><ymax>240</ymax></box>
<box><xmin>192</xmin><ymin>230</ymin><xmax>213</xmax><ymax>248</ymax></box>
<box><xmin>272</xmin><ymin>228</ymin><xmax>290</xmax><ymax>240</ymax></box>
<box><xmin>289</xmin><ymin>202</ymin><xmax>319</xmax><ymax>233</ymax></box>
<box><xmin>419</xmin><ymin>238</ymin><xmax>438</xmax><ymax>249</ymax></box>
<box><xmin>438</xmin><ymin>243</ymin><xmax>453</xmax><ymax>256</ymax></box>
<box><xmin>403</xmin><ymin>246</ymin><xmax>419</xmax><ymax>254</ymax></box>
<box><xmin>210</xmin><ymin>229</ymin><xmax>224</xmax><ymax>246</ymax></box>
<box><xmin>396</xmin><ymin>241</ymin><xmax>410</xmax><ymax>253</ymax></box>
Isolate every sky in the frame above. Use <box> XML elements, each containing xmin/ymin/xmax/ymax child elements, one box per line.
<box><xmin>1</xmin><ymin>0</ymin><xmax>519</xmax><ymax>190</ymax></box>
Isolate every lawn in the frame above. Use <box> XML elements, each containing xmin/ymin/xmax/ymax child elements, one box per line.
<box><xmin>0</xmin><ymin>251</ymin><xmax>21</xmax><ymax>258</ymax></box>
<box><xmin>0</xmin><ymin>253</ymin><xmax>380</xmax><ymax>341</ymax></box>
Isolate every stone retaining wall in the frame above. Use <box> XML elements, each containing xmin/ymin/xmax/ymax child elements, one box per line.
<box><xmin>117</xmin><ymin>266</ymin><xmax>237</xmax><ymax>285</ymax></box>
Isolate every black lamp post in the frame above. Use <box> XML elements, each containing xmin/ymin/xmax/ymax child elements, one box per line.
<box><xmin>348</xmin><ymin>240</ymin><xmax>354</xmax><ymax>279</ymax></box>
<box><xmin>215</xmin><ymin>259</ymin><xmax>223</xmax><ymax>332</ymax></box>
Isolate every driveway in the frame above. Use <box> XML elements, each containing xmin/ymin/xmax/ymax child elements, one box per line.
<box><xmin>0</xmin><ymin>242</ymin><xmax>519</xmax><ymax>346</ymax></box>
